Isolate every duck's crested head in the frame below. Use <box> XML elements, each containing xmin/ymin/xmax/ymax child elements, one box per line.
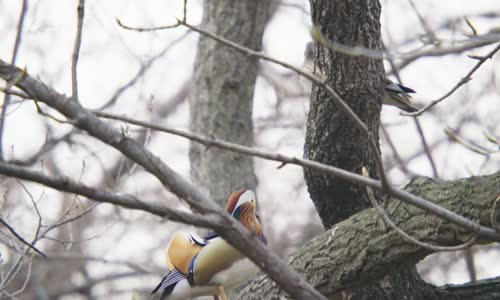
<box><xmin>225</xmin><ymin>190</ymin><xmax>264</xmax><ymax>239</ymax></box>
<box><xmin>225</xmin><ymin>189</ymin><xmax>256</xmax><ymax>214</ymax></box>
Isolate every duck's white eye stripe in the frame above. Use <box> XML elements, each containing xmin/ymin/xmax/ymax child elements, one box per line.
<box><xmin>235</xmin><ymin>190</ymin><xmax>256</xmax><ymax>209</ymax></box>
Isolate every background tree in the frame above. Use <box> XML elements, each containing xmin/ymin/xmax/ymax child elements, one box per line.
<box><xmin>189</xmin><ymin>1</ymin><xmax>275</xmax><ymax>205</ymax></box>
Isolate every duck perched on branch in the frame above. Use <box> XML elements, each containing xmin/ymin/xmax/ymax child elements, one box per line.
<box><xmin>151</xmin><ymin>190</ymin><xmax>266</xmax><ymax>300</ymax></box>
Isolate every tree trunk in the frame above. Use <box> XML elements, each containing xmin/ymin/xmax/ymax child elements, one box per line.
<box><xmin>304</xmin><ymin>0</ymin><xmax>384</xmax><ymax>228</ymax></box>
<box><xmin>298</xmin><ymin>0</ymin><xmax>499</xmax><ymax>299</ymax></box>
<box><xmin>238</xmin><ymin>172</ymin><xmax>500</xmax><ymax>299</ymax></box>
<box><xmin>303</xmin><ymin>0</ymin><xmax>428</xmax><ymax>298</ymax></box>
<box><xmin>189</xmin><ymin>1</ymin><xmax>275</xmax><ymax>206</ymax></box>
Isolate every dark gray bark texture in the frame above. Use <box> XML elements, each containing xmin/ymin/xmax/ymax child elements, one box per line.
<box><xmin>302</xmin><ymin>0</ymin><xmax>426</xmax><ymax>298</ymax></box>
<box><xmin>304</xmin><ymin>0</ymin><xmax>384</xmax><ymax>228</ymax></box>
<box><xmin>189</xmin><ymin>1</ymin><xmax>275</xmax><ymax>206</ymax></box>
<box><xmin>294</xmin><ymin>0</ymin><xmax>500</xmax><ymax>299</ymax></box>
<box><xmin>238</xmin><ymin>172</ymin><xmax>500</xmax><ymax>299</ymax></box>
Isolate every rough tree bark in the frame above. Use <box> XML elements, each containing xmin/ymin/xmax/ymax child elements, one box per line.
<box><xmin>303</xmin><ymin>0</ymin><xmax>436</xmax><ymax>298</ymax></box>
<box><xmin>189</xmin><ymin>1</ymin><xmax>275</xmax><ymax>206</ymax></box>
<box><xmin>239</xmin><ymin>172</ymin><xmax>500</xmax><ymax>299</ymax></box>
<box><xmin>243</xmin><ymin>0</ymin><xmax>500</xmax><ymax>299</ymax></box>
<box><xmin>304</xmin><ymin>0</ymin><xmax>384</xmax><ymax>227</ymax></box>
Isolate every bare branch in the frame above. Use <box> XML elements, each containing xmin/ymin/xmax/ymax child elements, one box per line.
<box><xmin>0</xmin><ymin>217</ymin><xmax>47</xmax><ymax>258</ymax></box>
<box><xmin>407</xmin><ymin>0</ymin><xmax>439</xmax><ymax>45</ymax></box>
<box><xmin>413</xmin><ymin>118</ymin><xmax>439</xmax><ymax>179</ymax></box>
<box><xmin>362</xmin><ymin>167</ymin><xmax>477</xmax><ymax>252</ymax></box>
<box><xmin>116</xmin><ymin>18</ymin><xmax>180</xmax><ymax>32</ymax></box>
<box><xmin>40</xmin><ymin>254</ymin><xmax>149</xmax><ymax>273</ymax></box>
<box><xmin>0</xmin><ymin>88</ymin><xmax>30</xmax><ymax>99</ymax></box>
<box><xmin>48</xmin><ymin>271</ymin><xmax>146</xmax><ymax>298</ymax></box>
<box><xmin>464</xmin><ymin>17</ymin><xmax>478</xmax><ymax>36</ymax></box>
<box><xmin>484</xmin><ymin>131</ymin><xmax>500</xmax><ymax>147</ymax></box>
<box><xmin>402</xmin><ymin>43</ymin><xmax>500</xmax><ymax>116</ymax></box>
<box><xmin>0</xmin><ymin>162</ymin><xmax>216</xmax><ymax>228</ymax></box>
<box><xmin>71</xmin><ymin>0</ymin><xmax>85</xmax><ymax>100</ymax></box>
<box><xmin>491</xmin><ymin>194</ymin><xmax>500</xmax><ymax>232</ymax></box>
<box><xmin>390</xmin><ymin>35</ymin><xmax>499</xmax><ymax>73</ymax></box>
<box><xmin>0</xmin><ymin>0</ymin><xmax>28</xmax><ymax>160</ymax></box>
<box><xmin>98</xmin><ymin>31</ymin><xmax>191</xmax><ymax>110</ymax></box>
<box><xmin>444</xmin><ymin>127</ymin><xmax>495</xmax><ymax>155</ymax></box>
<box><xmin>380</xmin><ymin>124</ymin><xmax>420</xmax><ymax>177</ymax></box>
<box><xmin>89</xmin><ymin>111</ymin><xmax>500</xmax><ymax>242</ymax></box>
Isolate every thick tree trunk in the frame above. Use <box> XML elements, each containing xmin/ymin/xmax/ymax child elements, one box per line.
<box><xmin>297</xmin><ymin>1</ymin><xmax>499</xmax><ymax>299</ymax></box>
<box><xmin>189</xmin><ymin>1</ymin><xmax>275</xmax><ymax>206</ymax></box>
<box><xmin>238</xmin><ymin>172</ymin><xmax>500</xmax><ymax>299</ymax></box>
<box><xmin>304</xmin><ymin>0</ymin><xmax>384</xmax><ymax>228</ymax></box>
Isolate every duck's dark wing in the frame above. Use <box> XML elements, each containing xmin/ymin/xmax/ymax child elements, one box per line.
<box><xmin>151</xmin><ymin>268</ymin><xmax>186</xmax><ymax>299</ymax></box>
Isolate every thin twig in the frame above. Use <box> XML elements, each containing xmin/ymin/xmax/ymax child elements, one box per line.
<box><xmin>444</xmin><ymin>127</ymin><xmax>494</xmax><ymax>155</ymax></box>
<box><xmin>33</xmin><ymin>98</ymin><xmax>76</xmax><ymax>125</ymax></box>
<box><xmin>0</xmin><ymin>217</ymin><xmax>47</xmax><ymax>257</ymax></box>
<box><xmin>312</xmin><ymin>28</ymin><xmax>386</xmax><ymax>59</ymax></box>
<box><xmin>71</xmin><ymin>0</ymin><xmax>85</xmax><ymax>100</ymax></box>
<box><xmin>48</xmin><ymin>271</ymin><xmax>146</xmax><ymax>298</ymax></box>
<box><xmin>181</xmin><ymin>0</ymin><xmax>187</xmax><ymax>23</ymax></box>
<box><xmin>98</xmin><ymin>31</ymin><xmax>191</xmax><ymax>110</ymax></box>
<box><xmin>484</xmin><ymin>131</ymin><xmax>500</xmax><ymax>147</ymax></box>
<box><xmin>0</xmin><ymin>0</ymin><xmax>28</xmax><ymax>160</ymax></box>
<box><xmin>491</xmin><ymin>194</ymin><xmax>500</xmax><ymax>232</ymax></box>
<box><xmin>403</xmin><ymin>43</ymin><xmax>500</xmax><ymax>116</ymax></box>
<box><xmin>0</xmin><ymin>88</ymin><xmax>30</xmax><ymax>99</ymax></box>
<box><xmin>362</xmin><ymin>167</ymin><xmax>478</xmax><ymax>251</ymax></box>
<box><xmin>413</xmin><ymin>118</ymin><xmax>439</xmax><ymax>179</ymax></box>
<box><xmin>116</xmin><ymin>18</ymin><xmax>180</xmax><ymax>32</ymax></box>
<box><xmin>0</xmin><ymin>252</ymin><xmax>26</xmax><ymax>292</ymax></box>
<box><xmin>464</xmin><ymin>248</ymin><xmax>477</xmax><ymax>283</ymax></box>
<box><xmin>407</xmin><ymin>0</ymin><xmax>439</xmax><ymax>45</ymax></box>
<box><xmin>49</xmin><ymin>203</ymin><xmax>100</xmax><ymax>231</ymax></box>
<box><xmin>41</xmin><ymin>254</ymin><xmax>149</xmax><ymax>273</ymax></box>
<box><xmin>6</xmin><ymin>256</ymin><xmax>33</xmax><ymax>297</ymax></box>
<box><xmin>17</xmin><ymin>180</ymin><xmax>44</xmax><ymax>243</ymax></box>
<box><xmin>381</xmin><ymin>124</ymin><xmax>413</xmax><ymax>177</ymax></box>
<box><xmin>464</xmin><ymin>17</ymin><xmax>478</xmax><ymax>36</ymax></box>
<box><xmin>389</xmin><ymin>36</ymin><xmax>499</xmax><ymax>73</ymax></box>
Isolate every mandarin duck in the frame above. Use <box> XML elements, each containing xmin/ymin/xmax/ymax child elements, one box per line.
<box><xmin>303</xmin><ymin>41</ymin><xmax>418</xmax><ymax>112</ymax></box>
<box><xmin>151</xmin><ymin>189</ymin><xmax>266</xmax><ymax>300</ymax></box>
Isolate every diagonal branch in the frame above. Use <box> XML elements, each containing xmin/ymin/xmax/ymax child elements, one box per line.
<box><xmin>0</xmin><ymin>161</ymin><xmax>220</xmax><ymax>228</ymax></box>
<box><xmin>402</xmin><ymin>43</ymin><xmax>500</xmax><ymax>116</ymax></box>
<box><xmin>0</xmin><ymin>60</ymin><xmax>327</xmax><ymax>300</ymax></box>
<box><xmin>0</xmin><ymin>216</ymin><xmax>47</xmax><ymax>258</ymax></box>
<box><xmin>91</xmin><ymin>110</ymin><xmax>500</xmax><ymax>242</ymax></box>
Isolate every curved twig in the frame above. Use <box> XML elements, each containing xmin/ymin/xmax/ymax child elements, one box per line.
<box><xmin>402</xmin><ymin>43</ymin><xmax>500</xmax><ymax>116</ymax></box>
<box><xmin>362</xmin><ymin>167</ymin><xmax>478</xmax><ymax>252</ymax></box>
